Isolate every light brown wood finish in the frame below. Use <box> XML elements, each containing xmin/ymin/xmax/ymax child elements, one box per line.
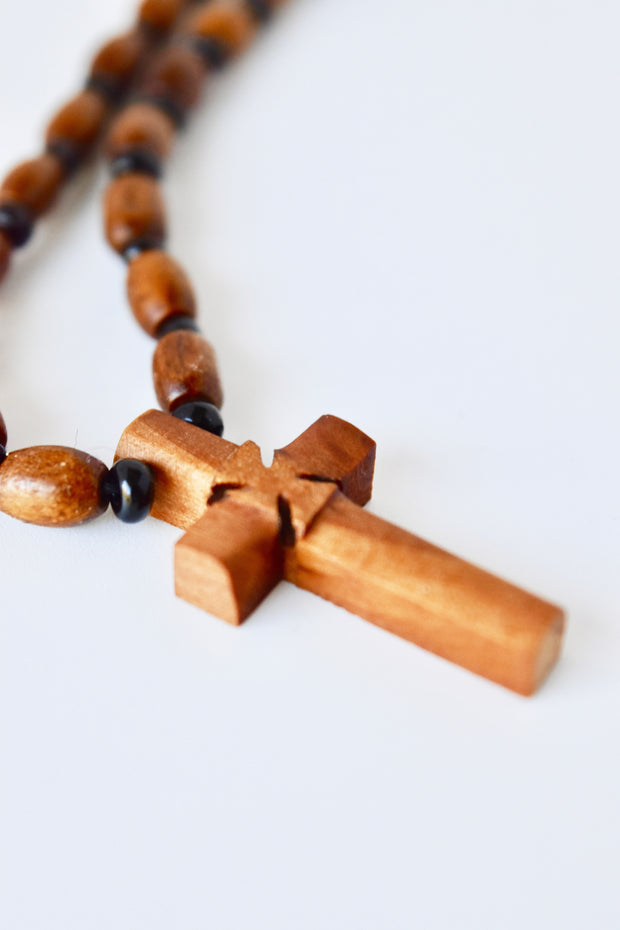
<box><xmin>115</xmin><ymin>410</ymin><xmax>563</xmax><ymax>694</ymax></box>
<box><xmin>140</xmin><ymin>45</ymin><xmax>205</xmax><ymax>112</ymax></box>
<box><xmin>0</xmin><ymin>446</ymin><xmax>107</xmax><ymax>526</ymax></box>
<box><xmin>89</xmin><ymin>30</ymin><xmax>148</xmax><ymax>96</ymax></box>
<box><xmin>153</xmin><ymin>330</ymin><xmax>223</xmax><ymax>410</ymax></box>
<box><xmin>126</xmin><ymin>250</ymin><xmax>195</xmax><ymax>335</ymax></box>
<box><xmin>0</xmin><ymin>154</ymin><xmax>64</xmax><ymax>217</ymax></box>
<box><xmin>139</xmin><ymin>0</ymin><xmax>187</xmax><ymax>32</ymax></box>
<box><xmin>106</xmin><ymin>103</ymin><xmax>177</xmax><ymax>162</ymax></box>
<box><xmin>104</xmin><ymin>173</ymin><xmax>166</xmax><ymax>254</ymax></box>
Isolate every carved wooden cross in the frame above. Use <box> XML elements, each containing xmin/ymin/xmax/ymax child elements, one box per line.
<box><xmin>116</xmin><ymin>410</ymin><xmax>564</xmax><ymax>695</ymax></box>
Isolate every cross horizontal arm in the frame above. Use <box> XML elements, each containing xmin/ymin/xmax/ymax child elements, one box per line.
<box><xmin>285</xmin><ymin>492</ymin><xmax>564</xmax><ymax>696</ymax></box>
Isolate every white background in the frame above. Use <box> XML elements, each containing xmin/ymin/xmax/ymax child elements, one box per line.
<box><xmin>1</xmin><ymin>1</ymin><xmax>619</xmax><ymax>927</ymax></box>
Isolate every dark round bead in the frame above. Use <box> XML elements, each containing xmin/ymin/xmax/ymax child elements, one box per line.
<box><xmin>0</xmin><ymin>202</ymin><xmax>34</xmax><ymax>248</ymax></box>
<box><xmin>172</xmin><ymin>401</ymin><xmax>223</xmax><ymax>436</ymax></box>
<box><xmin>136</xmin><ymin>93</ymin><xmax>186</xmax><ymax>128</ymax></box>
<box><xmin>46</xmin><ymin>139</ymin><xmax>82</xmax><ymax>177</ymax></box>
<box><xmin>122</xmin><ymin>235</ymin><xmax>166</xmax><ymax>263</ymax></box>
<box><xmin>246</xmin><ymin>0</ymin><xmax>272</xmax><ymax>24</ymax></box>
<box><xmin>102</xmin><ymin>459</ymin><xmax>154</xmax><ymax>523</ymax></box>
<box><xmin>85</xmin><ymin>74</ymin><xmax>124</xmax><ymax>105</ymax></box>
<box><xmin>0</xmin><ymin>445</ymin><xmax>7</xmax><ymax>466</ymax></box>
<box><xmin>156</xmin><ymin>314</ymin><xmax>200</xmax><ymax>338</ymax></box>
<box><xmin>183</xmin><ymin>35</ymin><xmax>229</xmax><ymax>70</ymax></box>
<box><xmin>110</xmin><ymin>150</ymin><xmax>163</xmax><ymax>179</ymax></box>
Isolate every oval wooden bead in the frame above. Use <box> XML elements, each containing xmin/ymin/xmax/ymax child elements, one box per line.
<box><xmin>90</xmin><ymin>30</ymin><xmax>147</xmax><ymax>96</ymax></box>
<box><xmin>106</xmin><ymin>103</ymin><xmax>176</xmax><ymax>162</ymax></box>
<box><xmin>126</xmin><ymin>250</ymin><xmax>195</xmax><ymax>336</ymax></box>
<box><xmin>138</xmin><ymin>0</ymin><xmax>186</xmax><ymax>32</ymax></box>
<box><xmin>0</xmin><ymin>230</ymin><xmax>12</xmax><ymax>284</ymax></box>
<box><xmin>0</xmin><ymin>446</ymin><xmax>108</xmax><ymax>527</ymax></box>
<box><xmin>103</xmin><ymin>174</ymin><xmax>166</xmax><ymax>254</ymax></box>
<box><xmin>184</xmin><ymin>1</ymin><xmax>257</xmax><ymax>54</ymax></box>
<box><xmin>0</xmin><ymin>409</ymin><xmax>6</xmax><ymax>448</ymax></box>
<box><xmin>0</xmin><ymin>153</ymin><xmax>64</xmax><ymax>217</ymax></box>
<box><xmin>153</xmin><ymin>330</ymin><xmax>223</xmax><ymax>411</ymax></box>
<box><xmin>140</xmin><ymin>45</ymin><xmax>205</xmax><ymax>112</ymax></box>
<box><xmin>46</xmin><ymin>89</ymin><xmax>109</xmax><ymax>152</ymax></box>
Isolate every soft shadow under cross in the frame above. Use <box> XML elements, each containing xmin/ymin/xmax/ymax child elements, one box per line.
<box><xmin>116</xmin><ymin>411</ymin><xmax>564</xmax><ymax>695</ymax></box>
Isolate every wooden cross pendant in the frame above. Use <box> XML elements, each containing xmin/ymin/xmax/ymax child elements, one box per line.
<box><xmin>116</xmin><ymin>411</ymin><xmax>564</xmax><ymax>695</ymax></box>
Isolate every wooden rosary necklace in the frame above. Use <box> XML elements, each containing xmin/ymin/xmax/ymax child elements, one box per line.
<box><xmin>0</xmin><ymin>0</ymin><xmax>565</xmax><ymax>696</ymax></box>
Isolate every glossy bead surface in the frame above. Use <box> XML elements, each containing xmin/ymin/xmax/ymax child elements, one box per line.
<box><xmin>104</xmin><ymin>173</ymin><xmax>166</xmax><ymax>255</ymax></box>
<box><xmin>172</xmin><ymin>401</ymin><xmax>224</xmax><ymax>437</ymax></box>
<box><xmin>153</xmin><ymin>330</ymin><xmax>223</xmax><ymax>411</ymax></box>
<box><xmin>102</xmin><ymin>459</ymin><xmax>154</xmax><ymax>523</ymax></box>
<box><xmin>0</xmin><ymin>446</ymin><xmax>108</xmax><ymax>527</ymax></box>
<box><xmin>127</xmin><ymin>250</ymin><xmax>196</xmax><ymax>336</ymax></box>
<box><xmin>0</xmin><ymin>202</ymin><xmax>34</xmax><ymax>248</ymax></box>
<box><xmin>0</xmin><ymin>154</ymin><xmax>64</xmax><ymax>217</ymax></box>
<box><xmin>106</xmin><ymin>102</ymin><xmax>176</xmax><ymax>163</ymax></box>
<box><xmin>110</xmin><ymin>150</ymin><xmax>162</xmax><ymax>179</ymax></box>
<box><xmin>139</xmin><ymin>45</ymin><xmax>205</xmax><ymax>115</ymax></box>
<box><xmin>0</xmin><ymin>231</ymin><xmax>12</xmax><ymax>282</ymax></box>
<box><xmin>156</xmin><ymin>314</ymin><xmax>200</xmax><ymax>337</ymax></box>
<box><xmin>46</xmin><ymin>89</ymin><xmax>109</xmax><ymax>154</ymax></box>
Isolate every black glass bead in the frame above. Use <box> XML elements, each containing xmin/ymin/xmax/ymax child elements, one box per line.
<box><xmin>156</xmin><ymin>314</ymin><xmax>200</xmax><ymax>338</ymax></box>
<box><xmin>0</xmin><ymin>202</ymin><xmax>34</xmax><ymax>248</ymax></box>
<box><xmin>136</xmin><ymin>93</ymin><xmax>186</xmax><ymax>128</ymax></box>
<box><xmin>102</xmin><ymin>459</ymin><xmax>155</xmax><ymax>523</ymax></box>
<box><xmin>86</xmin><ymin>74</ymin><xmax>123</xmax><ymax>105</ymax></box>
<box><xmin>46</xmin><ymin>139</ymin><xmax>82</xmax><ymax>177</ymax></box>
<box><xmin>246</xmin><ymin>0</ymin><xmax>272</xmax><ymax>24</ymax></box>
<box><xmin>183</xmin><ymin>35</ymin><xmax>229</xmax><ymax>70</ymax></box>
<box><xmin>0</xmin><ymin>445</ymin><xmax>7</xmax><ymax>466</ymax></box>
<box><xmin>172</xmin><ymin>401</ymin><xmax>224</xmax><ymax>437</ymax></box>
<box><xmin>122</xmin><ymin>235</ymin><xmax>166</xmax><ymax>263</ymax></box>
<box><xmin>110</xmin><ymin>150</ymin><xmax>162</xmax><ymax>179</ymax></box>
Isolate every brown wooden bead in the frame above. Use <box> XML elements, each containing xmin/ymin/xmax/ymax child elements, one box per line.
<box><xmin>138</xmin><ymin>0</ymin><xmax>186</xmax><ymax>32</ymax></box>
<box><xmin>0</xmin><ymin>230</ymin><xmax>12</xmax><ymax>284</ymax></box>
<box><xmin>140</xmin><ymin>45</ymin><xmax>206</xmax><ymax>113</ymax></box>
<box><xmin>0</xmin><ymin>446</ymin><xmax>108</xmax><ymax>527</ymax></box>
<box><xmin>103</xmin><ymin>174</ymin><xmax>166</xmax><ymax>254</ymax></box>
<box><xmin>0</xmin><ymin>409</ymin><xmax>6</xmax><ymax>448</ymax></box>
<box><xmin>0</xmin><ymin>154</ymin><xmax>64</xmax><ymax>218</ymax></box>
<box><xmin>106</xmin><ymin>103</ymin><xmax>176</xmax><ymax>162</ymax></box>
<box><xmin>184</xmin><ymin>1</ymin><xmax>257</xmax><ymax>54</ymax></box>
<box><xmin>126</xmin><ymin>250</ymin><xmax>196</xmax><ymax>335</ymax></box>
<box><xmin>89</xmin><ymin>30</ymin><xmax>148</xmax><ymax>96</ymax></box>
<box><xmin>153</xmin><ymin>330</ymin><xmax>223</xmax><ymax>411</ymax></box>
<box><xmin>46</xmin><ymin>89</ymin><xmax>109</xmax><ymax>153</ymax></box>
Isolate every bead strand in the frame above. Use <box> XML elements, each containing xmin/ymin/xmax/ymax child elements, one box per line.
<box><xmin>0</xmin><ymin>0</ymin><xmax>289</xmax><ymax>527</ymax></box>
<box><xmin>0</xmin><ymin>0</ymin><xmax>192</xmax><ymax>283</ymax></box>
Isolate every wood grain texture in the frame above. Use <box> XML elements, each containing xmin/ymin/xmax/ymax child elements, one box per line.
<box><xmin>115</xmin><ymin>410</ymin><xmax>565</xmax><ymax>694</ymax></box>
<box><xmin>183</xmin><ymin>0</ymin><xmax>257</xmax><ymax>54</ymax></box>
<box><xmin>0</xmin><ymin>231</ymin><xmax>11</xmax><ymax>284</ymax></box>
<box><xmin>153</xmin><ymin>330</ymin><xmax>223</xmax><ymax>411</ymax></box>
<box><xmin>139</xmin><ymin>45</ymin><xmax>205</xmax><ymax>112</ymax></box>
<box><xmin>0</xmin><ymin>154</ymin><xmax>65</xmax><ymax>217</ymax></box>
<box><xmin>46</xmin><ymin>89</ymin><xmax>109</xmax><ymax>151</ymax></box>
<box><xmin>0</xmin><ymin>446</ymin><xmax>108</xmax><ymax>527</ymax></box>
<box><xmin>126</xmin><ymin>250</ymin><xmax>195</xmax><ymax>334</ymax></box>
<box><xmin>106</xmin><ymin>103</ymin><xmax>177</xmax><ymax>162</ymax></box>
<box><xmin>104</xmin><ymin>173</ymin><xmax>166</xmax><ymax>254</ymax></box>
<box><xmin>285</xmin><ymin>492</ymin><xmax>564</xmax><ymax>696</ymax></box>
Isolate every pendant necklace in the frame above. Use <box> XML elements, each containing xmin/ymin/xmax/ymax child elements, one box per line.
<box><xmin>0</xmin><ymin>0</ymin><xmax>565</xmax><ymax>696</ymax></box>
